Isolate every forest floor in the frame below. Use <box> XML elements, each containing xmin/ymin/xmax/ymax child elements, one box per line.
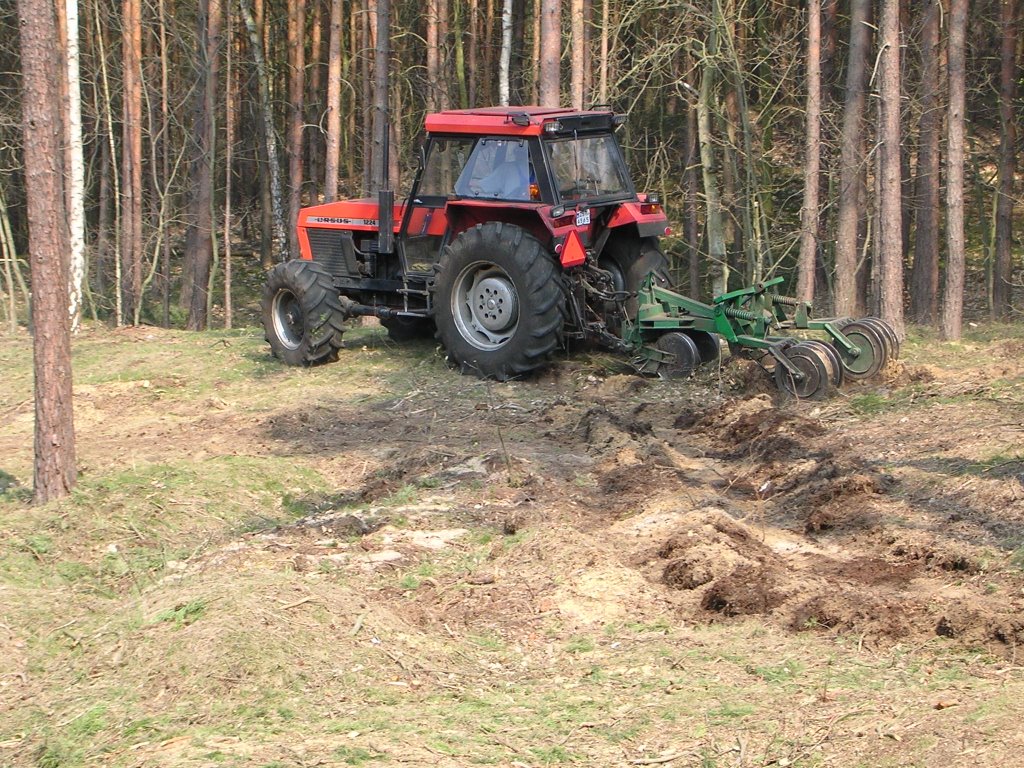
<box><xmin>1</xmin><ymin>316</ymin><xmax>1024</xmax><ymax>767</ymax></box>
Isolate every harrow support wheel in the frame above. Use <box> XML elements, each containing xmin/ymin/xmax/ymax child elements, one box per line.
<box><xmin>831</xmin><ymin>321</ymin><xmax>887</xmax><ymax>380</ymax></box>
<box><xmin>655</xmin><ymin>332</ymin><xmax>701</xmax><ymax>379</ymax></box>
<box><xmin>774</xmin><ymin>342</ymin><xmax>834</xmax><ymax>400</ymax></box>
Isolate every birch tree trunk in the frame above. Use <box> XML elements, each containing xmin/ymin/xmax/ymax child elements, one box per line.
<box><xmin>942</xmin><ymin>0</ymin><xmax>969</xmax><ymax>340</ymax></box>
<box><xmin>878</xmin><ymin>0</ymin><xmax>905</xmax><ymax>339</ymax></box>
<box><xmin>64</xmin><ymin>0</ymin><xmax>85</xmax><ymax>332</ymax></box>
<box><xmin>240</xmin><ymin>0</ymin><xmax>286</xmax><ymax>258</ymax></box>
<box><xmin>17</xmin><ymin>0</ymin><xmax>76</xmax><ymax>501</ymax></box>
<box><xmin>499</xmin><ymin>0</ymin><xmax>512</xmax><ymax>105</ymax></box>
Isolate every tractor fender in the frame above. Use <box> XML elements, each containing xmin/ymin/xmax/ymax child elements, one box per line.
<box><xmin>443</xmin><ymin>201</ymin><xmax>552</xmax><ymax>254</ymax></box>
<box><xmin>605</xmin><ymin>199</ymin><xmax>671</xmax><ymax>240</ymax></box>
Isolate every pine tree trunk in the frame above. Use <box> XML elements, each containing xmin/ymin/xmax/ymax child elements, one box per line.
<box><xmin>796</xmin><ymin>0</ymin><xmax>821</xmax><ymax>303</ymax></box>
<box><xmin>307</xmin><ymin>0</ymin><xmax>324</xmax><ymax>206</ymax></box>
<box><xmin>121</xmin><ymin>0</ymin><xmax>143</xmax><ymax>325</ymax></box>
<box><xmin>370</xmin><ymin>0</ymin><xmax>390</xmax><ymax>193</ymax></box>
<box><xmin>834</xmin><ymin>0</ymin><xmax>871</xmax><ymax>317</ymax></box>
<box><xmin>942</xmin><ymin>0</ymin><xmax>969</xmax><ymax>340</ymax></box>
<box><xmin>910</xmin><ymin>0</ymin><xmax>943</xmax><ymax>325</ymax></box>
<box><xmin>324</xmin><ymin>0</ymin><xmax>344</xmax><ymax>201</ymax></box>
<box><xmin>224</xmin><ymin>3</ymin><xmax>234</xmax><ymax>329</ymax></box>
<box><xmin>878</xmin><ymin>0</ymin><xmax>905</xmax><ymax>339</ymax></box>
<box><xmin>570</xmin><ymin>0</ymin><xmax>585</xmax><ymax>110</ymax></box>
<box><xmin>287</xmin><ymin>0</ymin><xmax>306</xmax><ymax>260</ymax></box>
<box><xmin>539</xmin><ymin>0</ymin><xmax>560</xmax><ymax>106</ymax></box>
<box><xmin>17</xmin><ymin>0</ymin><xmax>76</xmax><ymax>502</ymax></box>
<box><xmin>184</xmin><ymin>0</ymin><xmax>221</xmax><ymax>330</ymax></box>
<box><xmin>993</xmin><ymin>0</ymin><xmax>1018</xmax><ymax>318</ymax></box>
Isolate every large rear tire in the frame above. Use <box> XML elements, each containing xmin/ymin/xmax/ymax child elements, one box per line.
<box><xmin>433</xmin><ymin>222</ymin><xmax>565</xmax><ymax>380</ymax></box>
<box><xmin>262</xmin><ymin>260</ymin><xmax>347</xmax><ymax>366</ymax></box>
<box><xmin>599</xmin><ymin>236</ymin><xmax>672</xmax><ymax>317</ymax></box>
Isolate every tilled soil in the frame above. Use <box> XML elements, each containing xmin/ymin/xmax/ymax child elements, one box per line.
<box><xmin>256</xmin><ymin>359</ymin><xmax>1024</xmax><ymax>658</ymax></box>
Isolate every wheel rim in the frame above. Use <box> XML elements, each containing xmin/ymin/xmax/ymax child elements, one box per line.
<box><xmin>272</xmin><ymin>289</ymin><xmax>304</xmax><ymax>351</ymax></box>
<box><xmin>451</xmin><ymin>261</ymin><xmax>520</xmax><ymax>351</ymax></box>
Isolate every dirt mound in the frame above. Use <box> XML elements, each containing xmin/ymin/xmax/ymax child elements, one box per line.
<box><xmin>685</xmin><ymin>395</ymin><xmax>828</xmax><ymax>460</ymax></box>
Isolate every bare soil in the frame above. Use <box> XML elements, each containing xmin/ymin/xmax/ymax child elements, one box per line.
<box><xmin>2</xmin><ymin>324</ymin><xmax>1024</xmax><ymax>766</ymax></box>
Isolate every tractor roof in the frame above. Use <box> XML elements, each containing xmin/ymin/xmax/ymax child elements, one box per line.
<box><xmin>425</xmin><ymin>106</ymin><xmax>621</xmax><ymax>137</ymax></box>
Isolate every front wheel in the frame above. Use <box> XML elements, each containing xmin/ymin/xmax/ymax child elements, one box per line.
<box><xmin>261</xmin><ymin>260</ymin><xmax>347</xmax><ymax>366</ymax></box>
<box><xmin>433</xmin><ymin>222</ymin><xmax>565</xmax><ymax>380</ymax></box>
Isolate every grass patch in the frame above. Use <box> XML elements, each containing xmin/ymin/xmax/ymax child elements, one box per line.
<box><xmin>153</xmin><ymin>598</ymin><xmax>208</xmax><ymax>628</ymax></box>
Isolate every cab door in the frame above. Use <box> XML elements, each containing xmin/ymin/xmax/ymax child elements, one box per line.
<box><xmin>399</xmin><ymin>136</ymin><xmax>476</xmax><ymax>274</ymax></box>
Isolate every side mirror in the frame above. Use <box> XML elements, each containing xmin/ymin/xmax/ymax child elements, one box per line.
<box><xmin>418</xmin><ymin>144</ymin><xmax>427</xmax><ymax>170</ymax></box>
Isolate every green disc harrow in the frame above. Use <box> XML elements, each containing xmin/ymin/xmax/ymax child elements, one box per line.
<box><xmin>624</xmin><ymin>275</ymin><xmax>899</xmax><ymax>399</ymax></box>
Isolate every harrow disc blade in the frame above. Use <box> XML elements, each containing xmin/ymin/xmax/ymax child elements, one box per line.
<box><xmin>686</xmin><ymin>330</ymin><xmax>721</xmax><ymax>364</ymax></box>
<box><xmin>831</xmin><ymin>321</ymin><xmax>887</xmax><ymax>380</ymax></box>
<box><xmin>801</xmin><ymin>339</ymin><xmax>844</xmax><ymax>387</ymax></box>
<box><xmin>774</xmin><ymin>342</ymin><xmax>834</xmax><ymax>400</ymax></box>
<box><xmin>859</xmin><ymin>316</ymin><xmax>900</xmax><ymax>360</ymax></box>
<box><xmin>655</xmin><ymin>332</ymin><xmax>700</xmax><ymax>379</ymax></box>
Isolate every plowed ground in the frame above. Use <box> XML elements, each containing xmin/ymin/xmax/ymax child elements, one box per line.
<box><xmin>1</xmin><ymin>323</ymin><xmax>1023</xmax><ymax>767</ymax></box>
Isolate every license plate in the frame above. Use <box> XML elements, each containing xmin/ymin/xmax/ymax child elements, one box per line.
<box><xmin>575</xmin><ymin>209</ymin><xmax>591</xmax><ymax>227</ymax></box>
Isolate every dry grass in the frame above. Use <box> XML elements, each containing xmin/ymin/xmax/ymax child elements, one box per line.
<box><xmin>2</xmin><ymin>321</ymin><xmax>1024</xmax><ymax>767</ymax></box>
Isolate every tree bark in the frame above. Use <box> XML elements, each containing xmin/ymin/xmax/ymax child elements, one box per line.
<box><xmin>240</xmin><ymin>0</ymin><xmax>286</xmax><ymax>259</ymax></box>
<box><xmin>994</xmin><ymin>0</ymin><xmax>1018</xmax><ymax>318</ymax></box>
<box><xmin>121</xmin><ymin>0</ymin><xmax>143</xmax><ymax>325</ymax></box>
<box><xmin>287</xmin><ymin>0</ymin><xmax>306</xmax><ymax>260</ymax></box>
<box><xmin>910</xmin><ymin>0</ymin><xmax>943</xmax><ymax>325</ymax></box>
<box><xmin>570</xmin><ymin>0</ymin><xmax>585</xmax><ymax>110</ymax></box>
<box><xmin>324</xmin><ymin>0</ymin><xmax>344</xmax><ymax>201</ymax></box>
<box><xmin>18</xmin><ymin>0</ymin><xmax>76</xmax><ymax>502</ymax></box>
<box><xmin>942</xmin><ymin>0</ymin><xmax>969</xmax><ymax>340</ymax></box>
<box><xmin>796</xmin><ymin>0</ymin><xmax>821</xmax><ymax>303</ymax></box>
<box><xmin>499</xmin><ymin>0</ymin><xmax>512</xmax><ymax>105</ymax></box>
<box><xmin>539</xmin><ymin>0</ymin><xmax>560</xmax><ymax>106</ymax></box>
<box><xmin>834</xmin><ymin>0</ymin><xmax>871</xmax><ymax>317</ymax></box>
<box><xmin>370</xmin><ymin>0</ymin><xmax>390</xmax><ymax>193</ymax></box>
<box><xmin>184</xmin><ymin>0</ymin><xmax>221</xmax><ymax>330</ymax></box>
<box><xmin>877</xmin><ymin>0</ymin><xmax>905</xmax><ymax>339</ymax></box>
<box><xmin>63</xmin><ymin>0</ymin><xmax>86</xmax><ymax>332</ymax></box>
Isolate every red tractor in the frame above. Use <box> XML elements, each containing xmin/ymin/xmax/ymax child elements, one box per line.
<box><xmin>262</xmin><ymin>106</ymin><xmax>898</xmax><ymax>395</ymax></box>
<box><xmin>262</xmin><ymin>106</ymin><xmax>698</xmax><ymax>380</ymax></box>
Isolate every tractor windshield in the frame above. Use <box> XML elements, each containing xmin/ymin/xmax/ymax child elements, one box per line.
<box><xmin>544</xmin><ymin>133</ymin><xmax>631</xmax><ymax>203</ymax></box>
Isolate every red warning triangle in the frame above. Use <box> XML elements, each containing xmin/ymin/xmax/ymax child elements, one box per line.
<box><xmin>560</xmin><ymin>229</ymin><xmax>587</xmax><ymax>268</ymax></box>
